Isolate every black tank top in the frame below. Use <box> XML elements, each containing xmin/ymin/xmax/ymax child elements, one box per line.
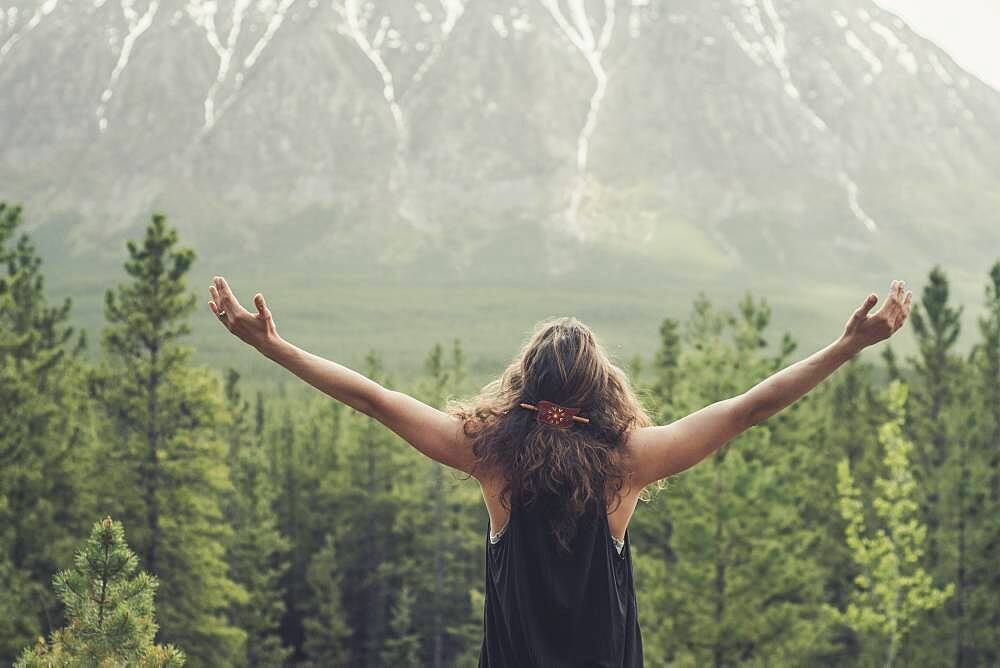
<box><xmin>478</xmin><ymin>491</ymin><xmax>644</xmax><ymax>667</ymax></box>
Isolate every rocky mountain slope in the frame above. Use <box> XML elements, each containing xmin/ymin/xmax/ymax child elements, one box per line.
<box><xmin>1</xmin><ymin>0</ymin><xmax>998</xmax><ymax>287</ymax></box>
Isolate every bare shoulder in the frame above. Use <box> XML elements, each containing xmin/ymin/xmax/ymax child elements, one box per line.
<box><xmin>618</xmin><ymin>397</ymin><xmax>751</xmax><ymax>487</ymax></box>
<box><xmin>618</xmin><ymin>426</ymin><xmax>652</xmax><ymax>483</ymax></box>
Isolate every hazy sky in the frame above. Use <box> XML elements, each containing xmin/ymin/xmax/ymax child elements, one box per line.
<box><xmin>875</xmin><ymin>0</ymin><xmax>1000</xmax><ymax>90</ymax></box>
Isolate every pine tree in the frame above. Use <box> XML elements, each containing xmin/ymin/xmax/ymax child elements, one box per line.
<box><xmin>829</xmin><ymin>380</ymin><xmax>953</xmax><ymax>668</ymax></box>
<box><xmin>628</xmin><ymin>311</ymin><xmax>684</xmax><ymax>664</ymax></box>
<box><xmin>298</xmin><ymin>349</ymin><xmax>417</xmax><ymax>666</ymax></box>
<box><xmin>904</xmin><ymin>266</ymin><xmax>967</xmax><ymax>663</ymax></box>
<box><xmin>651</xmin><ymin>316</ymin><xmax>681</xmax><ymax>402</ymax></box>
<box><xmin>805</xmin><ymin>355</ymin><xmax>889</xmax><ymax>663</ymax></box>
<box><xmin>380</xmin><ymin>584</ymin><xmax>421</xmax><ymax>667</ymax></box>
<box><xmin>0</xmin><ymin>202</ymin><xmax>92</xmax><ymax>663</ymax></box>
<box><xmin>265</xmin><ymin>385</ymin><xmax>348</xmax><ymax>660</ymax></box>
<box><xmin>223</xmin><ymin>369</ymin><xmax>292</xmax><ymax>667</ymax></box>
<box><xmin>633</xmin><ymin>292</ymin><xmax>832</xmax><ymax>665</ymax></box>
<box><xmin>391</xmin><ymin>341</ymin><xmax>484</xmax><ymax>666</ymax></box>
<box><xmin>14</xmin><ymin>516</ymin><xmax>185</xmax><ymax>667</ymax></box>
<box><xmin>906</xmin><ymin>265</ymin><xmax>963</xmax><ymax>569</ymax></box>
<box><xmin>272</xmin><ymin>403</ymin><xmax>310</xmax><ymax>656</ymax></box>
<box><xmin>302</xmin><ymin>534</ymin><xmax>352</xmax><ymax>666</ymax></box>
<box><xmin>965</xmin><ymin>260</ymin><xmax>1000</xmax><ymax>663</ymax></box>
<box><xmin>354</xmin><ymin>351</ymin><xmax>398</xmax><ymax>667</ymax></box>
<box><xmin>90</xmin><ymin>212</ymin><xmax>245</xmax><ymax>665</ymax></box>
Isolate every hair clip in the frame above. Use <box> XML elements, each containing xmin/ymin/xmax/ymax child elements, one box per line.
<box><xmin>519</xmin><ymin>400</ymin><xmax>590</xmax><ymax>428</ymax></box>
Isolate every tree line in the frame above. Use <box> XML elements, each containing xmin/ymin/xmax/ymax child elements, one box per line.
<box><xmin>1</xmin><ymin>201</ymin><xmax>997</xmax><ymax>667</ymax></box>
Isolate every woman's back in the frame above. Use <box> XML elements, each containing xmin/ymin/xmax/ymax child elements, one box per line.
<box><xmin>478</xmin><ymin>489</ymin><xmax>643</xmax><ymax>667</ymax></box>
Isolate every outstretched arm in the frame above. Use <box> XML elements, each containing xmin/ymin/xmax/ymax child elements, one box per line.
<box><xmin>207</xmin><ymin>276</ymin><xmax>477</xmax><ymax>476</ymax></box>
<box><xmin>626</xmin><ymin>280</ymin><xmax>914</xmax><ymax>488</ymax></box>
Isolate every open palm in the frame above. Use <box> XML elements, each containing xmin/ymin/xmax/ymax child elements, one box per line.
<box><xmin>208</xmin><ymin>275</ymin><xmax>279</xmax><ymax>352</ymax></box>
<box><xmin>842</xmin><ymin>279</ymin><xmax>913</xmax><ymax>350</ymax></box>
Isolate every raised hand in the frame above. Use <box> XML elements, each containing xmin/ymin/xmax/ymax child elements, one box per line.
<box><xmin>208</xmin><ymin>275</ymin><xmax>279</xmax><ymax>353</ymax></box>
<box><xmin>842</xmin><ymin>279</ymin><xmax>913</xmax><ymax>352</ymax></box>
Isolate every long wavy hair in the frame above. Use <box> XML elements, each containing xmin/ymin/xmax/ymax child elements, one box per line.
<box><xmin>448</xmin><ymin>316</ymin><xmax>655</xmax><ymax>553</ymax></box>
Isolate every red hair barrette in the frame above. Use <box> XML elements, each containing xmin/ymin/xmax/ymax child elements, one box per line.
<box><xmin>519</xmin><ymin>400</ymin><xmax>590</xmax><ymax>428</ymax></box>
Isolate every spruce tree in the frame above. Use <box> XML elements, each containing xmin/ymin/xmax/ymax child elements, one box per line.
<box><xmin>380</xmin><ymin>584</ymin><xmax>421</xmax><ymax>667</ymax></box>
<box><xmin>0</xmin><ymin>202</ymin><xmax>92</xmax><ymax>663</ymax></box>
<box><xmin>392</xmin><ymin>341</ymin><xmax>483</xmax><ymax>666</ymax></box>
<box><xmin>904</xmin><ymin>265</ymin><xmax>966</xmax><ymax>663</ymax></box>
<box><xmin>302</xmin><ymin>534</ymin><xmax>351</xmax><ymax>666</ymax></box>
<box><xmin>966</xmin><ymin>260</ymin><xmax>1000</xmax><ymax>662</ymax></box>
<box><xmin>272</xmin><ymin>404</ymin><xmax>309</xmax><ymax>655</ymax></box>
<box><xmin>829</xmin><ymin>380</ymin><xmax>953</xmax><ymax>668</ymax></box>
<box><xmin>353</xmin><ymin>351</ymin><xmax>397</xmax><ymax>667</ymax></box>
<box><xmin>806</xmin><ymin>355</ymin><xmax>888</xmax><ymax>663</ymax></box>
<box><xmin>14</xmin><ymin>516</ymin><xmax>185</xmax><ymax>667</ymax></box>
<box><xmin>298</xmin><ymin>349</ymin><xmax>413</xmax><ymax>666</ymax></box>
<box><xmin>90</xmin><ymin>212</ymin><xmax>245</xmax><ymax>664</ymax></box>
<box><xmin>906</xmin><ymin>265</ymin><xmax>963</xmax><ymax>569</ymax></box>
<box><xmin>633</xmin><ymin>292</ymin><xmax>832</xmax><ymax>665</ymax></box>
<box><xmin>223</xmin><ymin>369</ymin><xmax>292</xmax><ymax>667</ymax></box>
<box><xmin>265</xmin><ymin>384</ymin><xmax>348</xmax><ymax>659</ymax></box>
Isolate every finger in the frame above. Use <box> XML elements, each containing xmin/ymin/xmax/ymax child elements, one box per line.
<box><xmin>209</xmin><ymin>286</ymin><xmax>228</xmax><ymax>321</ymax></box>
<box><xmin>855</xmin><ymin>293</ymin><xmax>878</xmax><ymax>319</ymax></box>
<box><xmin>903</xmin><ymin>289</ymin><xmax>913</xmax><ymax>312</ymax></box>
<box><xmin>254</xmin><ymin>293</ymin><xmax>268</xmax><ymax>318</ymax></box>
<box><xmin>214</xmin><ymin>276</ymin><xmax>242</xmax><ymax>311</ymax></box>
<box><xmin>208</xmin><ymin>300</ymin><xmax>231</xmax><ymax>329</ymax></box>
<box><xmin>889</xmin><ymin>279</ymin><xmax>900</xmax><ymax>301</ymax></box>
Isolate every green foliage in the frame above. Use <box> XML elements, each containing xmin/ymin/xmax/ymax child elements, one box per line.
<box><xmin>633</xmin><ymin>291</ymin><xmax>833</xmax><ymax>666</ymax></box>
<box><xmin>301</xmin><ymin>534</ymin><xmax>351</xmax><ymax>667</ymax></box>
<box><xmin>963</xmin><ymin>260</ymin><xmax>1000</xmax><ymax>663</ymax></box>
<box><xmin>380</xmin><ymin>584</ymin><xmax>421</xmax><ymax>667</ymax></box>
<box><xmin>89</xmin><ymin>213</ymin><xmax>245</xmax><ymax>665</ymax></box>
<box><xmin>0</xmin><ymin>202</ymin><xmax>93</xmax><ymax>663</ymax></box>
<box><xmin>15</xmin><ymin>517</ymin><xmax>185</xmax><ymax>668</ymax></box>
<box><xmin>830</xmin><ymin>380</ymin><xmax>953</xmax><ymax>667</ymax></box>
<box><xmin>2</xmin><ymin>202</ymin><xmax>1000</xmax><ymax>666</ymax></box>
<box><xmin>223</xmin><ymin>369</ymin><xmax>292</xmax><ymax>667</ymax></box>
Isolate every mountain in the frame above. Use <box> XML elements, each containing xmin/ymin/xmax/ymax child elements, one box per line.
<box><xmin>1</xmin><ymin>0</ymin><xmax>998</xmax><ymax>371</ymax></box>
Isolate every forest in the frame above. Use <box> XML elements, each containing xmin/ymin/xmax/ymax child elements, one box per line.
<box><xmin>1</xmin><ymin>200</ymin><xmax>998</xmax><ymax>667</ymax></box>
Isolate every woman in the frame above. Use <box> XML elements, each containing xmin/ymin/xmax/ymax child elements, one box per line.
<box><xmin>207</xmin><ymin>277</ymin><xmax>913</xmax><ymax>667</ymax></box>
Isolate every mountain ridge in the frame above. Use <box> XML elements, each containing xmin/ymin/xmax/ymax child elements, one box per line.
<box><xmin>1</xmin><ymin>0</ymin><xmax>998</xmax><ymax>289</ymax></box>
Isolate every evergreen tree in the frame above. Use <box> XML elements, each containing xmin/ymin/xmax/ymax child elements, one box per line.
<box><xmin>352</xmin><ymin>351</ymin><xmax>399</xmax><ymax>667</ymax></box>
<box><xmin>965</xmin><ymin>260</ymin><xmax>1000</xmax><ymax>663</ymax></box>
<box><xmin>90</xmin><ymin>213</ymin><xmax>245</xmax><ymax>665</ymax></box>
<box><xmin>904</xmin><ymin>266</ymin><xmax>967</xmax><ymax>663</ymax></box>
<box><xmin>393</xmin><ymin>341</ymin><xmax>484</xmax><ymax>666</ymax></box>
<box><xmin>223</xmin><ymin>369</ymin><xmax>292</xmax><ymax>667</ymax></box>
<box><xmin>881</xmin><ymin>344</ymin><xmax>902</xmax><ymax>382</ymax></box>
<box><xmin>300</xmin><ymin>350</ymin><xmax>418</xmax><ymax>666</ymax></box>
<box><xmin>829</xmin><ymin>380</ymin><xmax>953</xmax><ymax>668</ymax></box>
<box><xmin>651</xmin><ymin>317</ymin><xmax>681</xmax><ymax>402</ymax></box>
<box><xmin>272</xmin><ymin>403</ymin><xmax>310</xmax><ymax>656</ymax></box>
<box><xmin>906</xmin><ymin>265</ymin><xmax>963</xmax><ymax>569</ymax></box>
<box><xmin>633</xmin><ymin>292</ymin><xmax>832</xmax><ymax>666</ymax></box>
<box><xmin>380</xmin><ymin>584</ymin><xmax>421</xmax><ymax>667</ymax></box>
<box><xmin>805</xmin><ymin>355</ymin><xmax>889</xmax><ymax>664</ymax></box>
<box><xmin>268</xmin><ymin>387</ymin><xmax>346</xmax><ymax>661</ymax></box>
<box><xmin>0</xmin><ymin>202</ymin><xmax>92</xmax><ymax>663</ymax></box>
<box><xmin>302</xmin><ymin>533</ymin><xmax>351</xmax><ymax>667</ymax></box>
<box><xmin>15</xmin><ymin>516</ymin><xmax>185</xmax><ymax>668</ymax></box>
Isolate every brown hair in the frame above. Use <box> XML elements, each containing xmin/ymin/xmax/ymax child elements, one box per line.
<box><xmin>448</xmin><ymin>316</ymin><xmax>655</xmax><ymax>553</ymax></box>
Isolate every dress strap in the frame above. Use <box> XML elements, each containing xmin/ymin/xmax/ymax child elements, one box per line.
<box><xmin>489</xmin><ymin>519</ymin><xmax>509</xmax><ymax>544</ymax></box>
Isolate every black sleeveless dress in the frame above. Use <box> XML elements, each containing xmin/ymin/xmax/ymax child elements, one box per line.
<box><xmin>478</xmin><ymin>492</ymin><xmax>643</xmax><ymax>667</ymax></box>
